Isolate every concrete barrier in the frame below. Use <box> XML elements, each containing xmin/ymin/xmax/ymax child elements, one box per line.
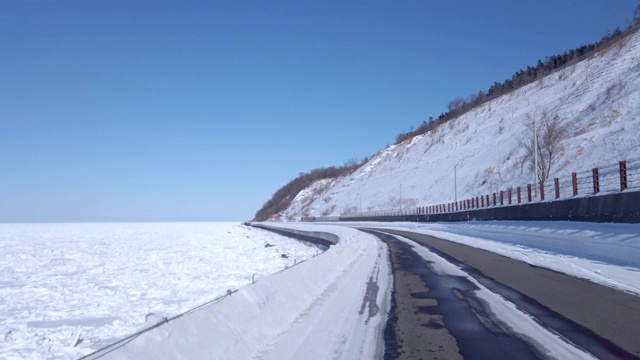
<box><xmin>250</xmin><ymin>223</ymin><xmax>339</xmax><ymax>248</ymax></box>
<box><xmin>344</xmin><ymin>191</ymin><xmax>640</xmax><ymax>223</ymax></box>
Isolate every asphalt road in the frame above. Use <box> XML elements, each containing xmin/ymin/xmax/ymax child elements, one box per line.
<box><xmin>366</xmin><ymin>228</ymin><xmax>640</xmax><ymax>360</ymax></box>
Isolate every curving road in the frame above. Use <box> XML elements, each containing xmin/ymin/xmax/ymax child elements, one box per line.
<box><xmin>365</xmin><ymin>228</ymin><xmax>640</xmax><ymax>360</ymax></box>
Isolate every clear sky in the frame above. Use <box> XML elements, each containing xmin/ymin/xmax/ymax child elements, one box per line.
<box><xmin>1</xmin><ymin>0</ymin><xmax>637</xmax><ymax>222</ymax></box>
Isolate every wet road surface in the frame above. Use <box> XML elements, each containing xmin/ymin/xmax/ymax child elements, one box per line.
<box><xmin>364</xmin><ymin>229</ymin><xmax>640</xmax><ymax>360</ymax></box>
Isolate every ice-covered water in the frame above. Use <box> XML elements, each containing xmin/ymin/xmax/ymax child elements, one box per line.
<box><xmin>0</xmin><ymin>222</ymin><xmax>320</xmax><ymax>359</ymax></box>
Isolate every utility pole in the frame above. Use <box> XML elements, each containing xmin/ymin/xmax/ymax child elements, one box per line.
<box><xmin>534</xmin><ymin>119</ymin><xmax>539</xmax><ymax>198</ymax></box>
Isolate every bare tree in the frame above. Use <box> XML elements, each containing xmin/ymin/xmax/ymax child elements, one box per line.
<box><xmin>447</xmin><ymin>97</ymin><xmax>466</xmax><ymax>112</ymax></box>
<box><xmin>519</xmin><ymin>112</ymin><xmax>568</xmax><ymax>183</ymax></box>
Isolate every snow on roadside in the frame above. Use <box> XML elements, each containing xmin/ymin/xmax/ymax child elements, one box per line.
<box><xmin>0</xmin><ymin>222</ymin><xmax>320</xmax><ymax>360</ymax></box>
<box><xmin>88</xmin><ymin>224</ymin><xmax>391</xmax><ymax>360</ymax></box>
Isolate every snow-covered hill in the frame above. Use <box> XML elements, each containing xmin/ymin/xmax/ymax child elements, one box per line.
<box><xmin>279</xmin><ymin>29</ymin><xmax>640</xmax><ymax>221</ymax></box>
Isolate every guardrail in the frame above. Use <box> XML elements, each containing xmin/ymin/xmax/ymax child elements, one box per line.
<box><xmin>342</xmin><ymin>158</ymin><xmax>639</xmax><ymax>220</ymax></box>
<box><xmin>250</xmin><ymin>223</ymin><xmax>339</xmax><ymax>247</ymax></box>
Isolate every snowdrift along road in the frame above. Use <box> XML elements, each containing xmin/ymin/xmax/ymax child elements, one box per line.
<box><xmin>85</xmin><ymin>225</ymin><xmax>391</xmax><ymax>360</ymax></box>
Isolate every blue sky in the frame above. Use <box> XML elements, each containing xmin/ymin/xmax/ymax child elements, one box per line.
<box><xmin>1</xmin><ymin>0</ymin><xmax>637</xmax><ymax>222</ymax></box>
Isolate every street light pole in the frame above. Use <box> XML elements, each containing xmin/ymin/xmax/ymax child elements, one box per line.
<box><xmin>534</xmin><ymin>119</ymin><xmax>539</xmax><ymax>198</ymax></box>
<box><xmin>454</xmin><ymin>164</ymin><xmax>458</xmax><ymax>203</ymax></box>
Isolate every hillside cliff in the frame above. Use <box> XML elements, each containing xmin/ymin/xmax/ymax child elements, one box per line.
<box><xmin>270</xmin><ymin>29</ymin><xmax>640</xmax><ymax>221</ymax></box>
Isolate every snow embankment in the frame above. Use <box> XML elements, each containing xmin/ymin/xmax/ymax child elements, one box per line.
<box><xmin>87</xmin><ymin>224</ymin><xmax>391</xmax><ymax>360</ymax></box>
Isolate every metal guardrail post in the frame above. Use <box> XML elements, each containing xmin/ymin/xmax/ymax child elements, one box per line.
<box><xmin>508</xmin><ymin>188</ymin><xmax>512</xmax><ymax>205</ymax></box>
<box><xmin>593</xmin><ymin>168</ymin><xmax>600</xmax><ymax>194</ymax></box>
<box><xmin>620</xmin><ymin>160</ymin><xmax>628</xmax><ymax>191</ymax></box>
<box><xmin>572</xmin><ymin>172</ymin><xmax>578</xmax><ymax>196</ymax></box>
<box><xmin>500</xmin><ymin>191</ymin><xmax>504</xmax><ymax>206</ymax></box>
<box><xmin>517</xmin><ymin>187</ymin><xmax>521</xmax><ymax>203</ymax></box>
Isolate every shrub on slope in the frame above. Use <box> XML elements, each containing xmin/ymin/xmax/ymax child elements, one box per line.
<box><xmin>254</xmin><ymin>159</ymin><xmax>367</xmax><ymax>221</ymax></box>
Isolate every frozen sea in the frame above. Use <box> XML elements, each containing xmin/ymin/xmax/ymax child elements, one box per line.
<box><xmin>0</xmin><ymin>222</ymin><xmax>321</xmax><ymax>360</ymax></box>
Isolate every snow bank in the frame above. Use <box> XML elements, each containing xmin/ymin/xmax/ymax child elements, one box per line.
<box><xmin>88</xmin><ymin>224</ymin><xmax>391</xmax><ymax>359</ymax></box>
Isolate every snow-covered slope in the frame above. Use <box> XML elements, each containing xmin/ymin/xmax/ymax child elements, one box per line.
<box><xmin>280</xmin><ymin>30</ymin><xmax>640</xmax><ymax>220</ymax></box>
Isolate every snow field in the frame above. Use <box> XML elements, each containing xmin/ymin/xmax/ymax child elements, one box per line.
<box><xmin>0</xmin><ymin>222</ymin><xmax>320</xmax><ymax>360</ymax></box>
<box><xmin>90</xmin><ymin>224</ymin><xmax>391</xmax><ymax>360</ymax></box>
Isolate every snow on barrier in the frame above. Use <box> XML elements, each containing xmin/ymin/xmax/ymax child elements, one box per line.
<box><xmin>84</xmin><ymin>224</ymin><xmax>390</xmax><ymax>360</ymax></box>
